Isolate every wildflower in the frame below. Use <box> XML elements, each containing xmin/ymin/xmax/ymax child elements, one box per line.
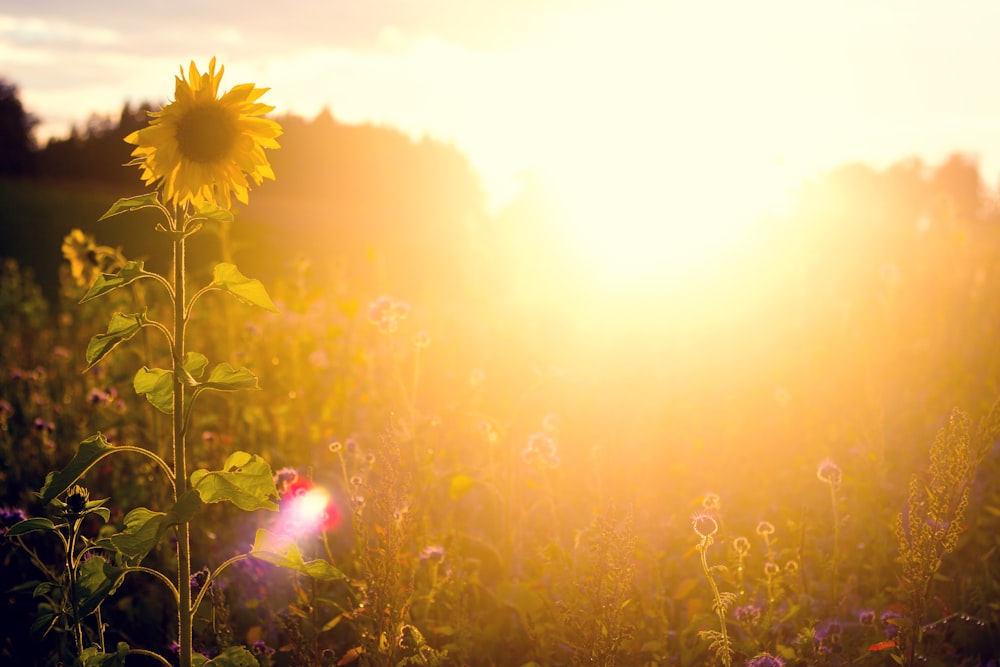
<box><xmin>815</xmin><ymin>619</ymin><xmax>843</xmax><ymax>654</ymax></box>
<box><xmin>190</xmin><ymin>567</ymin><xmax>209</xmax><ymax>593</ymax></box>
<box><xmin>33</xmin><ymin>418</ymin><xmax>54</xmax><ymax>434</ymax></box>
<box><xmin>368</xmin><ymin>296</ymin><xmax>409</xmax><ymax>333</ymax></box>
<box><xmin>328</xmin><ymin>441</ymin><xmax>343</xmax><ymax>454</ymax></box>
<box><xmin>755</xmin><ymin>521</ymin><xmax>775</xmax><ymax>538</ymax></box>
<box><xmin>734</xmin><ymin>604</ymin><xmax>762</xmax><ymax>625</ymax></box>
<box><xmin>746</xmin><ymin>653</ymin><xmax>785</xmax><ymax>667</ymax></box>
<box><xmin>692</xmin><ymin>512</ymin><xmax>718</xmax><ymax>540</ymax></box>
<box><xmin>783</xmin><ymin>560</ymin><xmax>799</xmax><ymax>576</ymax></box>
<box><xmin>273</xmin><ymin>467</ymin><xmax>299</xmax><ymax>495</ymax></box>
<box><xmin>350</xmin><ymin>475</ymin><xmax>363</xmax><ymax>487</ymax></box>
<box><xmin>124</xmin><ymin>57</ymin><xmax>282</xmax><ymax>209</ymax></box>
<box><xmin>88</xmin><ymin>387</ymin><xmax>116</xmax><ymax>405</ymax></box>
<box><xmin>397</xmin><ymin>624</ymin><xmax>424</xmax><ymax>651</ymax></box>
<box><xmin>250</xmin><ymin>641</ymin><xmax>275</xmax><ymax>659</ymax></box>
<box><xmin>520</xmin><ymin>432</ymin><xmax>560</xmax><ymax>469</ymax></box>
<box><xmin>817</xmin><ymin>458</ymin><xmax>842</xmax><ymax>488</ymax></box>
<box><xmin>541</xmin><ymin>413</ymin><xmax>561</xmax><ymax>434</ymax></box>
<box><xmin>393</xmin><ymin>505</ymin><xmax>409</xmax><ymax>523</ymax></box>
<box><xmin>880</xmin><ymin>609</ymin><xmax>902</xmax><ymax>639</ymax></box>
<box><xmin>419</xmin><ymin>545</ymin><xmax>446</xmax><ymax>563</ymax></box>
<box><xmin>763</xmin><ymin>562</ymin><xmax>780</xmax><ymax>577</ymax></box>
<box><xmin>412</xmin><ymin>331</ymin><xmax>431</xmax><ymax>348</ymax></box>
<box><xmin>702</xmin><ymin>492</ymin><xmax>721</xmax><ymax>512</ymax></box>
<box><xmin>0</xmin><ymin>506</ymin><xmax>27</xmax><ymax>538</ymax></box>
<box><xmin>859</xmin><ymin>609</ymin><xmax>876</xmax><ymax>626</ymax></box>
<box><xmin>732</xmin><ymin>536</ymin><xmax>751</xmax><ymax>557</ymax></box>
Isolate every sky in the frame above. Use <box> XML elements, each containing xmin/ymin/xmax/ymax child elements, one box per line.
<box><xmin>4</xmin><ymin>0</ymin><xmax>1000</xmax><ymax>280</ymax></box>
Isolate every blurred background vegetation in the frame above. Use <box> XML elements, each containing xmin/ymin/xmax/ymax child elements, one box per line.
<box><xmin>2</xmin><ymin>76</ymin><xmax>1000</xmax><ymax>665</ymax></box>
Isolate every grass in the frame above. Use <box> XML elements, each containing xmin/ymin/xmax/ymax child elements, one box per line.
<box><xmin>1</xmin><ymin>175</ymin><xmax>999</xmax><ymax>666</ymax></box>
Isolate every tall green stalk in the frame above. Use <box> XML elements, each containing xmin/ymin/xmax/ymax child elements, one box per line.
<box><xmin>172</xmin><ymin>226</ymin><xmax>193</xmax><ymax>667</ymax></box>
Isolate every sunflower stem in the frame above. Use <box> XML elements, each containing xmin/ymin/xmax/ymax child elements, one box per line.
<box><xmin>172</xmin><ymin>222</ymin><xmax>194</xmax><ymax>667</ymax></box>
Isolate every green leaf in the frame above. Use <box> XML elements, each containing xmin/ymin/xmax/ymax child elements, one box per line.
<box><xmin>211</xmin><ymin>263</ymin><xmax>278</xmax><ymax>313</ymax></box>
<box><xmin>40</xmin><ymin>433</ymin><xmax>116</xmax><ymax>504</ymax></box>
<box><xmin>99</xmin><ymin>508</ymin><xmax>164</xmax><ymax>561</ymax></box>
<box><xmin>134</xmin><ymin>367</ymin><xmax>173</xmax><ymax>414</ymax></box>
<box><xmin>29</xmin><ymin>609</ymin><xmax>57</xmax><ymax>638</ymax></box>
<box><xmin>85</xmin><ymin>311</ymin><xmax>147</xmax><ymax>370</ymax></box>
<box><xmin>208</xmin><ymin>646</ymin><xmax>260</xmax><ymax>667</ymax></box>
<box><xmin>250</xmin><ymin>529</ymin><xmax>346</xmax><ymax>580</ymax></box>
<box><xmin>98</xmin><ymin>491</ymin><xmax>202</xmax><ymax>563</ymax></box>
<box><xmin>33</xmin><ymin>582</ymin><xmax>57</xmax><ymax>598</ymax></box>
<box><xmin>191</xmin><ymin>201</ymin><xmax>235</xmax><ymax>223</ymax></box>
<box><xmin>75</xmin><ymin>556</ymin><xmax>124</xmax><ymax>618</ymax></box>
<box><xmin>183</xmin><ymin>351</ymin><xmax>210</xmax><ymax>380</ymax></box>
<box><xmin>154</xmin><ymin>221</ymin><xmax>197</xmax><ymax>239</ymax></box>
<box><xmin>80</xmin><ymin>261</ymin><xmax>157</xmax><ymax>303</ymax></box>
<box><xmin>191</xmin><ymin>452</ymin><xmax>278</xmax><ymax>511</ymax></box>
<box><xmin>98</xmin><ymin>192</ymin><xmax>161</xmax><ymax>220</ymax></box>
<box><xmin>6</xmin><ymin>517</ymin><xmax>58</xmax><ymax>537</ymax></box>
<box><xmin>203</xmin><ymin>363</ymin><xmax>260</xmax><ymax>392</ymax></box>
<box><xmin>135</xmin><ymin>353</ymin><xmax>209</xmax><ymax>413</ymax></box>
<box><xmin>81</xmin><ymin>642</ymin><xmax>130</xmax><ymax>667</ymax></box>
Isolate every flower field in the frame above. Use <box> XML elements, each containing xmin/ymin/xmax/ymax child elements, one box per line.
<box><xmin>1</xmin><ymin>61</ymin><xmax>1000</xmax><ymax>667</ymax></box>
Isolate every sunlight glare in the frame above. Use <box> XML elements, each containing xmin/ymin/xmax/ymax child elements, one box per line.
<box><xmin>284</xmin><ymin>486</ymin><xmax>335</xmax><ymax>535</ymax></box>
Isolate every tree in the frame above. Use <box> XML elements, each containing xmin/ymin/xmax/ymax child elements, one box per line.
<box><xmin>0</xmin><ymin>80</ymin><xmax>38</xmax><ymax>177</ymax></box>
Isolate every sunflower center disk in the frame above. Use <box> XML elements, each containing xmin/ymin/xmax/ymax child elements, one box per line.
<box><xmin>175</xmin><ymin>103</ymin><xmax>238</xmax><ymax>163</ymax></box>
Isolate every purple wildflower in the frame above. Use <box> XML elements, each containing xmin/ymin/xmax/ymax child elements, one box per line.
<box><xmin>881</xmin><ymin>609</ymin><xmax>902</xmax><ymax>639</ymax></box>
<box><xmin>746</xmin><ymin>653</ymin><xmax>784</xmax><ymax>667</ymax></box>
<box><xmin>0</xmin><ymin>506</ymin><xmax>27</xmax><ymax>538</ymax></box>
<box><xmin>420</xmin><ymin>545</ymin><xmax>446</xmax><ymax>563</ymax></box>
<box><xmin>734</xmin><ymin>604</ymin><xmax>762</xmax><ymax>626</ymax></box>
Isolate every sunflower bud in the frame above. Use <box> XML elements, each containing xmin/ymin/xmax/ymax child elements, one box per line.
<box><xmin>65</xmin><ymin>485</ymin><xmax>90</xmax><ymax>515</ymax></box>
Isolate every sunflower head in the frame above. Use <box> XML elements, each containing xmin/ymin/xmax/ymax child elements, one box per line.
<box><xmin>124</xmin><ymin>57</ymin><xmax>282</xmax><ymax>210</ymax></box>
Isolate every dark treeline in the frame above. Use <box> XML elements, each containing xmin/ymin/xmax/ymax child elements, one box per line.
<box><xmin>3</xmin><ymin>90</ymin><xmax>507</xmax><ymax>300</ymax></box>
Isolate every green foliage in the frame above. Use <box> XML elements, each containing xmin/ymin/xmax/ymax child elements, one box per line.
<box><xmin>191</xmin><ymin>452</ymin><xmax>278</xmax><ymax>511</ymax></box>
<box><xmin>98</xmin><ymin>193</ymin><xmax>163</xmax><ymax>221</ymax></box>
<box><xmin>210</xmin><ymin>262</ymin><xmax>279</xmax><ymax>313</ymax></box>
<box><xmin>80</xmin><ymin>260</ymin><xmax>159</xmax><ymax>303</ymax></box>
<box><xmin>250</xmin><ymin>528</ymin><xmax>346</xmax><ymax>580</ymax></box>
<box><xmin>80</xmin><ymin>642</ymin><xmax>130</xmax><ymax>667</ymax></box>
<box><xmin>85</xmin><ymin>310</ymin><xmax>148</xmax><ymax>370</ymax></box>
<box><xmin>8</xmin><ymin>142</ymin><xmax>1000</xmax><ymax>666</ymax></box>
<box><xmin>39</xmin><ymin>433</ymin><xmax>117</xmax><ymax>504</ymax></box>
<box><xmin>893</xmin><ymin>408</ymin><xmax>994</xmax><ymax>665</ymax></box>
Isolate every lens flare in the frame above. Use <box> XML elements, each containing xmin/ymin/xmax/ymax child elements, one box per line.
<box><xmin>280</xmin><ymin>484</ymin><xmax>341</xmax><ymax>535</ymax></box>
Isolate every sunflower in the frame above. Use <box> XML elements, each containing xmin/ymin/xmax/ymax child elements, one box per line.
<box><xmin>61</xmin><ymin>229</ymin><xmax>121</xmax><ymax>287</ymax></box>
<box><xmin>124</xmin><ymin>57</ymin><xmax>282</xmax><ymax>209</ymax></box>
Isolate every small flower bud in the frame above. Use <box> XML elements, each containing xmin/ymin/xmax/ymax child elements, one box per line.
<box><xmin>65</xmin><ymin>485</ymin><xmax>90</xmax><ymax>514</ymax></box>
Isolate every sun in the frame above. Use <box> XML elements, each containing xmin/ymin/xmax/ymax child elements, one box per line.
<box><xmin>540</xmin><ymin>146</ymin><xmax>796</xmax><ymax>293</ymax></box>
